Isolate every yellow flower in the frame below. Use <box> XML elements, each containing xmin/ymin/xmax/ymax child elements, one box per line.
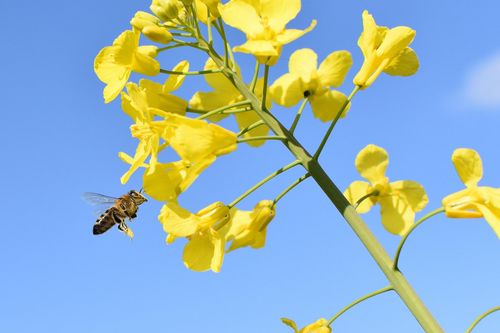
<box><xmin>130</xmin><ymin>11</ymin><xmax>173</xmax><ymax>44</ymax></box>
<box><xmin>94</xmin><ymin>29</ymin><xmax>160</xmax><ymax>103</ymax></box>
<box><xmin>344</xmin><ymin>144</ymin><xmax>428</xmax><ymax>235</ymax></box>
<box><xmin>159</xmin><ymin>201</ymin><xmax>230</xmax><ymax>272</ymax></box>
<box><xmin>219</xmin><ymin>0</ymin><xmax>316</xmax><ymax>65</ymax></box>
<box><xmin>190</xmin><ymin>58</ymin><xmax>271</xmax><ymax>146</ymax></box>
<box><xmin>353</xmin><ymin>10</ymin><xmax>419</xmax><ymax>88</ymax></box>
<box><xmin>118</xmin><ymin>154</ymin><xmax>213</xmax><ymax>202</ymax></box>
<box><xmin>139</xmin><ymin>60</ymin><xmax>189</xmax><ymax>115</ymax></box>
<box><xmin>270</xmin><ymin>48</ymin><xmax>353</xmax><ymax>122</ymax></box>
<box><xmin>282</xmin><ymin>318</ymin><xmax>331</xmax><ymax>333</ymax></box>
<box><xmin>226</xmin><ymin>200</ymin><xmax>275</xmax><ymax>251</ymax></box>
<box><xmin>442</xmin><ymin>148</ymin><xmax>500</xmax><ymax>238</ymax></box>
<box><xmin>195</xmin><ymin>0</ymin><xmax>220</xmax><ymax>23</ymax></box>
<box><xmin>160</xmin><ymin>112</ymin><xmax>238</xmax><ymax>163</ymax></box>
<box><xmin>119</xmin><ymin>83</ymin><xmax>164</xmax><ymax>184</ymax></box>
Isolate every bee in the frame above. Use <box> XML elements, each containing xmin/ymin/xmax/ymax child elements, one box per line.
<box><xmin>83</xmin><ymin>190</ymin><xmax>147</xmax><ymax>238</ymax></box>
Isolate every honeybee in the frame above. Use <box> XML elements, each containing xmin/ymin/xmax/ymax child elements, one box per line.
<box><xmin>84</xmin><ymin>190</ymin><xmax>148</xmax><ymax>238</ymax></box>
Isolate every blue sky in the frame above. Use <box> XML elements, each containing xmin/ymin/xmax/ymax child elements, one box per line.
<box><xmin>1</xmin><ymin>0</ymin><xmax>499</xmax><ymax>332</ymax></box>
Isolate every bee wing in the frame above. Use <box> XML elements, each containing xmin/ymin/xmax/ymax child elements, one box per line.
<box><xmin>82</xmin><ymin>192</ymin><xmax>118</xmax><ymax>205</ymax></box>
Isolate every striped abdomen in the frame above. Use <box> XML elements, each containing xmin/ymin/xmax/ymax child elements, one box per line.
<box><xmin>93</xmin><ymin>207</ymin><xmax>126</xmax><ymax>235</ymax></box>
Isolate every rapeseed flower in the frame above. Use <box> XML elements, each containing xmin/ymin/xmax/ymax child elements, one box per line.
<box><xmin>94</xmin><ymin>29</ymin><xmax>160</xmax><ymax>103</ymax></box>
<box><xmin>219</xmin><ymin>0</ymin><xmax>316</xmax><ymax>65</ymax></box>
<box><xmin>442</xmin><ymin>148</ymin><xmax>500</xmax><ymax>238</ymax></box>
<box><xmin>270</xmin><ymin>48</ymin><xmax>353</xmax><ymax>121</ymax></box>
<box><xmin>226</xmin><ymin>200</ymin><xmax>275</xmax><ymax>251</ymax></box>
<box><xmin>159</xmin><ymin>201</ymin><xmax>230</xmax><ymax>272</ymax></box>
<box><xmin>344</xmin><ymin>144</ymin><xmax>428</xmax><ymax>235</ymax></box>
<box><xmin>282</xmin><ymin>318</ymin><xmax>331</xmax><ymax>333</ymax></box>
<box><xmin>353</xmin><ymin>10</ymin><xmax>418</xmax><ymax>88</ymax></box>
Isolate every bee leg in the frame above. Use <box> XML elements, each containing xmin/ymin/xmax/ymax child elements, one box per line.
<box><xmin>118</xmin><ymin>222</ymin><xmax>128</xmax><ymax>232</ymax></box>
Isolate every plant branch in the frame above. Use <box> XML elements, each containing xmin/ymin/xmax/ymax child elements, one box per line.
<box><xmin>393</xmin><ymin>207</ymin><xmax>445</xmax><ymax>270</ymax></box>
<box><xmin>328</xmin><ymin>286</ymin><xmax>394</xmax><ymax>326</ymax></box>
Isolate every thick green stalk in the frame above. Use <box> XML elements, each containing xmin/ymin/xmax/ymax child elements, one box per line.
<box><xmin>201</xmin><ymin>39</ymin><xmax>443</xmax><ymax>332</ymax></box>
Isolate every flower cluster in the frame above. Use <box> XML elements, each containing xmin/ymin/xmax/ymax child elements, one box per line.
<box><xmin>93</xmin><ymin>0</ymin><xmax>431</xmax><ymax>271</ymax></box>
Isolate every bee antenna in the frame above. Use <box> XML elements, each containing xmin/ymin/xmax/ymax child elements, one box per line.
<box><xmin>139</xmin><ymin>188</ymin><xmax>144</xmax><ymax>194</ymax></box>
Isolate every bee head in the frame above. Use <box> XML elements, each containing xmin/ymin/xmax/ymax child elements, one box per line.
<box><xmin>129</xmin><ymin>190</ymin><xmax>148</xmax><ymax>204</ymax></box>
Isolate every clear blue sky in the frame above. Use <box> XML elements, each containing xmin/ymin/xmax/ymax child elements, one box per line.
<box><xmin>1</xmin><ymin>1</ymin><xmax>499</xmax><ymax>332</ymax></box>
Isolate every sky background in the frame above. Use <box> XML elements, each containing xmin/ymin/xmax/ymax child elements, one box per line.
<box><xmin>1</xmin><ymin>0</ymin><xmax>500</xmax><ymax>332</ymax></box>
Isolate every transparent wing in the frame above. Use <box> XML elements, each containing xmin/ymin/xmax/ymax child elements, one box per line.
<box><xmin>82</xmin><ymin>192</ymin><xmax>118</xmax><ymax>205</ymax></box>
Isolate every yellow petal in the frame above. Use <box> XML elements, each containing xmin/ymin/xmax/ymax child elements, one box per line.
<box><xmin>357</xmin><ymin>10</ymin><xmax>380</xmax><ymax>57</ymax></box>
<box><xmin>143</xmin><ymin>162</ymin><xmax>184</xmax><ymax>201</ymax></box>
<box><xmin>234</xmin><ymin>111</ymin><xmax>269</xmax><ymax>147</ymax></box>
<box><xmin>390</xmin><ymin>180</ymin><xmax>428</xmax><ymax>212</ymax></box>
<box><xmin>376</xmin><ymin>26</ymin><xmax>415</xmax><ymax>59</ymax></box>
<box><xmin>120</xmin><ymin>139</ymin><xmax>152</xmax><ymax>184</ymax></box>
<box><xmin>158</xmin><ymin>202</ymin><xmax>199</xmax><ymax>237</ymax></box>
<box><xmin>301</xmin><ymin>318</ymin><xmax>331</xmax><ymax>333</ymax></box>
<box><xmin>203</xmin><ymin>58</ymin><xmax>239</xmax><ymax>93</ymax></box>
<box><xmin>269</xmin><ymin>73</ymin><xmax>303</xmax><ymax>107</ymax></box>
<box><xmin>384</xmin><ymin>47</ymin><xmax>419</xmax><ymax>76</ymax></box>
<box><xmin>344</xmin><ymin>180</ymin><xmax>374</xmax><ymax>214</ymax></box>
<box><xmin>183</xmin><ymin>231</ymin><xmax>224</xmax><ymax>272</ymax></box>
<box><xmin>309</xmin><ymin>90</ymin><xmax>349</xmax><ymax>122</ymax></box>
<box><xmin>219</xmin><ymin>0</ymin><xmax>263</xmax><ymax>37</ymax></box>
<box><xmin>233</xmin><ymin>40</ymin><xmax>279</xmax><ymax>57</ymax></box>
<box><xmin>276</xmin><ymin>20</ymin><xmax>317</xmax><ymax>45</ymax></box>
<box><xmin>132</xmin><ymin>49</ymin><xmax>160</xmax><ymax>76</ymax></box>
<box><xmin>355</xmin><ymin>144</ymin><xmax>389</xmax><ymax>184</ymax></box>
<box><xmin>379</xmin><ymin>195</ymin><xmax>415</xmax><ymax>236</ymax></box>
<box><xmin>452</xmin><ymin>148</ymin><xmax>483</xmax><ymax>187</ymax></box>
<box><xmin>288</xmin><ymin>48</ymin><xmax>318</xmax><ymax>82</ymax></box>
<box><xmin>161</xmin><ymin>114</ymin><xmax>237</xmax><ymax>162</ymax></box>
<box><xmin>318</xmin><ymin>50</ymin><xmax>353</xmax><ymax>87</ymax></box>
<box><xmin>476</xmin><ymin>190</ymin><xmax>500</xmax><ymax>238</ymax></box>
<box><xmin>164</xmin><ymin>60</ymin><xmax>190</xmax><ymax>92</ymax></box>
<box><xmin>261</xmin><ymin>0</ymin><xmax>301</xmax><ymax>32</ymax></box>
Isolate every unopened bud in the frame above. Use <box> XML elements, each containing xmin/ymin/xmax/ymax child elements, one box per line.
<box><xmin>142</xmin><ymin>25</ymin><xmax>173</xmax><ymax>44</ymax></box>
<box><xmin>150</xmin><ymin>0</ymin><xmax>183</xmax><ymax>21</ymax></box>
<box><xmin>130</xmin><ymin>11</ymin><xmax>159</xmax><ymax>30</ymax></box>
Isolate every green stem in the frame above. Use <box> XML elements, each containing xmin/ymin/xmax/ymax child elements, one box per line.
<box><xmin>207</xmin><ymin>13</ymin><xmax>213</xmax><ymax>45</ymax></box>
<box><xmin>228</xmin><ymin>160</ymin><xmax>300</xmax><ymax>208</ymax></box>
<box><xmin>171</xmin><ymin>32</ymin><xmax>193</xmax><ymax>37</ymax></box>
<box><xmin>250</xmin><ymin>60</ymin><xmax>260</xmax><ymax>93</ymax></box>
<box><xmin>289</xmin><ymin>99</ymin><xmax>308</xmax><ymax>134</ymax></box>
<box><xmin>261</xmin><ymin>65</ymin><xmax>270</xmax><ymax>110</ymax></box>
<box><xmin>237</xmin><ymin>136</ymin><xmax>286</xmax><ymax>144</ymax></box>
<box><xmin>465</xmin><ymin>306</ymin><xmax>500</xmax><ymax>333</ymax></box>
<box><xmin>159</xmin><ymin>68</ymin><xmax>221</xmax><ymax>75</ymax></box>
<box><xmin>393</xmin><ymin>207</ymin><xmax>445</xmax><ymax>270</ymax></box>
<box><xmin>200</xmin><ymin>38</ymin><xmax>444</xmax><ymax>333</ymax></box>
<box><xmin>313</xmin><ymin>86</ymin><xmax>360</xmax><ymax>160</ymax></box>
<box><xmin>328</xmin><ymin>286</ymin><xmax>394</xmax><ymax>326</ymax></box>
<box><xmin>237</xmin><ymin>120</ymin><xmax>265</xmax><ymax>137</ymax></box>
<box><xmin>215</xmin><ymin>18</ymin><xmax>230</xmax><ymax>67</ymax></box>
<box><xmin>196</xmin><ymin>100</ymin><xmax>251</xmax><ymax>120</ymax></box>
<box><xmin>273</xmin><ymin>173</ymin><xmax>310</xmax><ymax>206</ymax></box>
<box><xmin>189</xmin><ymin>4</ymin><xmax>202</xmax><ymax>39</ymax></box>
<box><xmin>354</xmin><ymin>190</ymin><xmax>379</xmax><ymax>209</ymax></box>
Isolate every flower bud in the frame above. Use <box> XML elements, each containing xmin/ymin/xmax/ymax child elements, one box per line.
<box><xmin>142</xmin><ymin>25</ymin><xmax>173</xmax><ymax>44</ymax></box>
<box><xmin>130</xmin><ymin>11</ymin><xmax>159</xmax><ymax>30</ymax></box>
<box><xmin>137</xmin><ymin>45</ymin><xmax>159</xmax><ymax>58</ymax></box>
<box><xmin>150</xmin><ymin>0</ymin><xmax>183</xmax><ymax>21</ymax></box>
